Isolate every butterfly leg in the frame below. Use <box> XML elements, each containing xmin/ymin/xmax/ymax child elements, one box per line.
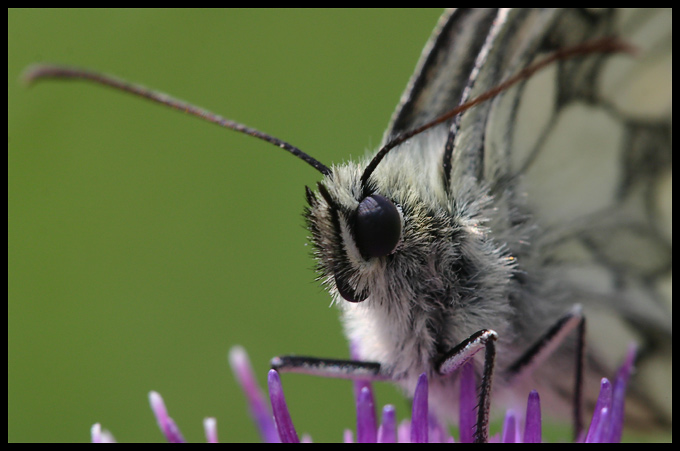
<box><xmin>435</xmin><ymin>329</ymin><xmax>499</xmax><ymax>443</ymax></box>
<box><xmin>270</xmin><ymin>355</ymin><xmax>389</xmax><ymax>381</ymax></box>
<box><xmin>502</xmin><ymin>304</ymin><xmax>585</xmax><ymax>439</ymax></box>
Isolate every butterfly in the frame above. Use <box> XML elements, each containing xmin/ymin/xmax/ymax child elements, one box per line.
<box><xmin>276</xmin><ymin>8</ymin><xmax>672</xmax><ymax>437</ymax></box>
<box><xmin>25</xmin><ymin>8</ymin><xmax>671</xmax><ymax>441</ymax></box>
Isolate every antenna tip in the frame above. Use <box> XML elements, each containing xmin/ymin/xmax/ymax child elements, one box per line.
<box><xmin>20</xmin><ymin>63</ymin><xmax>54</xmax><ymax>87</ymax></box>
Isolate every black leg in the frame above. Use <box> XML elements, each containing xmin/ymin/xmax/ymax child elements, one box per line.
<box><xmin>573</xmin><ymin>314</ymin><xmax>585</xmax><ymax>439</ymax></box>
<box><xmin>435</xmin><ymin>329</ymin><xmax>499</xmax><ymax>443</ymax></box>
<box><xmin>476</xmin><ymin>338</ymin><xmax>496</xmax><ymax>443</ymax></box>
<box><xmin>503</xmin><ymin>305</ymin><xmax>585</xmax><ymax>439</ymax></box>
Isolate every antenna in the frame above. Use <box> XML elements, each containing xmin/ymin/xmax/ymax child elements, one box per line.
<box><xmin>22</xmin><ymin>64</ymin><xmax>331</xmax><ymax>176</ymax></box>
<box><xmin>359</xmin><ymin>37</ymin><xmax>634</xmax><ymax>196</ymax></box>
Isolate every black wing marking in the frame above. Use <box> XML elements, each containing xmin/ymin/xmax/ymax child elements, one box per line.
<box><xmin>381</xmin><ymin>8</ymin><xmax>499</xmax><ymax>143</ymax></box>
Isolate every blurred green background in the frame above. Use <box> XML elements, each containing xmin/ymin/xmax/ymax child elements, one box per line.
<box><xmin>9</xmin><ymin>8</ymin><xmax>445</xmax><ymax>443</ymax></box>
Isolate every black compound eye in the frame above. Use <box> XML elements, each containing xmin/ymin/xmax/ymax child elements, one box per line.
<box><xmin>354</xmin><ymin>194</ymin><xmax>402</xmax><ymax>259</ymax></box>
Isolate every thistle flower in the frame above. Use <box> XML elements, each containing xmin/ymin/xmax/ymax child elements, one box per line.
<box><xmin>91</xmin><ymin>344</ymin><xmax>637</xmax><ymax>443</ymax></box>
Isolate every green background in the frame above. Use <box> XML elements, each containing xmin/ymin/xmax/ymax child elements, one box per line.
<box><xmin>9</xmin><ymin>8</ymin><xmax>445</xmax><ymax>443</ymax></box>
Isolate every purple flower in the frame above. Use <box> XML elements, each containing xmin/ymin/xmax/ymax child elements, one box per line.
<box><xmin>91</xmin><ymin>343</ymin><xmax>637</xmax><ymax>443</ymax></box>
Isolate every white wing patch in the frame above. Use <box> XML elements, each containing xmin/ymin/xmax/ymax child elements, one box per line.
<box><xmin>498</xmin><ymin>8</ymin><xmax>672</xmax><ymax>421</ymax></box>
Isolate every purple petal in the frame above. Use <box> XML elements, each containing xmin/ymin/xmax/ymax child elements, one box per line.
<box><xmin>410</xmin><ymin>373</ymin><xmax>429</xmax><ymax>443</ymax></box>
<box><xmin>267</xmin><ymin>369</ymin><xmax>299</xmax><ymax>443</ymax></box>
<box><xmin>501</xmin><ymin>410</ymin><xmax>519</xmax><ymax>443</ymax></box>
<box><xmin>350</xmin><ymin>343</ymin><xmax>377</xmax><ymax>438</ymax></box>
<box><xmin>148</xmin><ymin>391</ymin><xmax>185</xmax><ymax>443</ymax></box>
<box><xmin>356</xmin><ymin>386</ymin><xmax>378</xmax><ymax>442</ymax></box>
<box><xmin>523</xmin><ymin>390</ymin><xmax>541</xmax><ymax>443</ymax></box>
<box><xmin>378</xmin><ymin>405</ymin><xmax>397</xmax><ymax>443</ymax></box>
<box><xmin>343</xmin><ymin>429</ymin><xmax>354</xmax><ymax>443</ymax></box>
<box><xmin>91</xmin><ymin>423</ymin><xmax>102</xmax><ymax>443</ymax></box>
<box><xmin>585</xmin><ymin>378</ymin><xmax>612</xmax><ymax>442</ymax></box>
<box><xmin>397</xmin><ymin>419</ymin><xmax>411</xmax><ymax>443</ymax></box>
<box><xmin>458</xmin><ymin>361</ymin><xmax>476</xmax><ymax>443</ymax></box>
<box><xmin>203</xmin><ymin>417</ymin><xmax>218</xmax><ymax>443</ymax></box>
<box><xmin>609</xmin><ymin>343</ymin><xmax>636</xmax><ymax>442</ymax></box>
<box><xmin>91</xmin><ymin>423</ymin><xmax>115</xmax><ymax>443</ymax></box>
<box><xmin>428</xmin><ymin>413</ymin><xmax>450</xmax><ymax>443</ymax></box>
<box><xmin>587</xmin><ymin>407</ymin><xmax>610</xmax><ymax>443</ymax></box>
<box><xmin>228</xmin><ymin>346</ymin><xmax>279</xmax><ymax>443</ymax></box>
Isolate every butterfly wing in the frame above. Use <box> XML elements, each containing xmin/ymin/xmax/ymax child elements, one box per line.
<box><xmin>382</xmin><ymin>8</ymin><xmax>499</xmax><ymax>141</ymax></box>
<box><xmin>386</xmin><ymin>8</ymin><xmax>672</xmax><ymax>425</ymax></box>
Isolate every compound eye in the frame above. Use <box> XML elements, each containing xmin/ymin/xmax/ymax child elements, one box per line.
<box><xmin>354</xmin><ymin>194</ymin><xmax>401</xmax><ymax>259</ymax></box>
